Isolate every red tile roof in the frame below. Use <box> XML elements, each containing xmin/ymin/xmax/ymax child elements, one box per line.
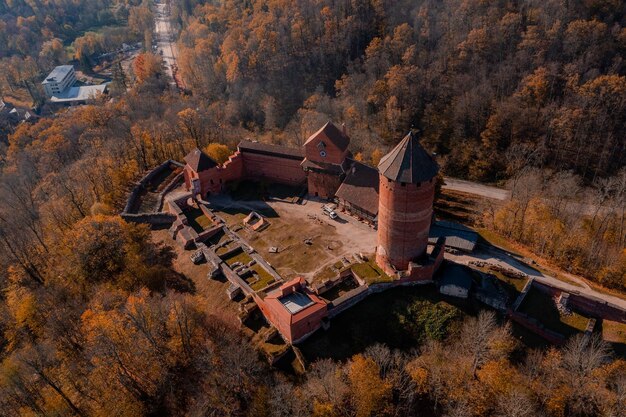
<box><xmin>184</xmin><ymin>148</ymin><xmax>218</xmax><ymax>172</ymax></box>
<box><xmin>335</xmin><ymin>160</ymin><xmax>380</xmax><ymax>216</ymax></box>
<box><xmin>305</xmin><ymin>121</ymin><xmax>350</xmax><ymax>152</ymax></box>
<box><xmin>238</xmin><ymin>140</ymin><xmax>304</xmax><ymax>160</ymax></box>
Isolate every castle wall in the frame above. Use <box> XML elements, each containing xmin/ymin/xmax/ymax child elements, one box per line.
<box><xmin>184</xmin><ymin>151</ymin><xmax>245</xmax><ymax>196</ymax></box>
<box><xmin>241</xmin><ymin>152</ymin><xmax>306</xmax><ymax>185</ymax></box>
<box><xmin>376</xmin><ymin>176</ymin><xmax>436</xmax><ymax>271</ymax></box>
<box><xmin>220</xmin><ymin>151</ymin><xmax>245</xmax><ymax>183</ymax></box>
<box><xmin>184</xmin><ymin>150</ymin><xmax>307</xmax><ymax>197</ymax></box>
<box><xmin>307</xmin><ymin>171</ymin><xmax>343</xmax><ymax>199</ymax></box>
<box><xmin>532</xmin><ymin>280</ymin><xmax>626</xmax><ymax>323</ymax></box>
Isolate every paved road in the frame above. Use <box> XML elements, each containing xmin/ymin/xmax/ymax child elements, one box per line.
<box><xmin>442</xmin><ymin>177</ymin><xmax>510</xmax><ymax>201</ymax></box>
<box><xmin>154</xmin><ymin>0</ymin><xmax>178</xmax><ymax>85</ymax></box>
<box><xmin>447</xmin><ymin>249</ymin><xmax>626</xmax><ymax>310</ymax></box>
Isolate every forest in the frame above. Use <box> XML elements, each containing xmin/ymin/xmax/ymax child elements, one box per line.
<box><xmin>0</xmin><ymin>0</ymin><xmax>152</xmax><ymax>106</ymax></box>
<box><xmin>174</xmin><ymin>0</ymin><xmax>625</xmax><ymax>182</ymax></box>
<box><xmin>0</xmin><ymin>0</ymin><xmax>624</xmax><ymax>416</ymax></box>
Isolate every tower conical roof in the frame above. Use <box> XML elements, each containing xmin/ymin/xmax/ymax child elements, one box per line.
<box><xmin>378</xmin><ymin>131</ymin><xmax>439</xmax><ymax>183</ymax></box>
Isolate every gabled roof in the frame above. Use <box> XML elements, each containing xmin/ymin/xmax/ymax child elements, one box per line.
<box><xmin>335</xmin><ymin>160</ymin><xmax>379</xmax><ymax>216</ymax></box>
<box><xmin>305</xmin><ymin>121</ymin><xmax>350</xmax><ymax>152</ymax></box>
<box><xmin>301</xmin><ymin>158</ymin><xmax>344</xmax><ymax>174</ymax></box>
<box><xmin>238</xmin><ymin>140</ymin><xmax>304</xmax><ymax>160</ymax></box>
<box><xmin>184</xmin><ymin>148</ymin><xmax>218</xmax><ymax>172</ymax></box>
<box><xmin>378</xmin><ymin>131</ymin><xmax>439</xmax><ymax>183</ymax></box>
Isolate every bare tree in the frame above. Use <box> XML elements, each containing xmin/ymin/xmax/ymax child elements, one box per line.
<box><xmin>460</xmin><ymin>311</ymin><xmax>512</xmax><ymax>378</ymax></box>
<box><xmin>495</xmin><ymin>391</ymin><xmax>537</xmax><ymax>417</ymax></box>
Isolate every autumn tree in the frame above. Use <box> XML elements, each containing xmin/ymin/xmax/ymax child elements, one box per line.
<box><xmin>204</xmin><ymin>143</ymin><xmax>231</xmax><ymax>164</ymax></box>
<box><xmin>348</xmin><ymin>355</ymin><xmax>392</xmax><ymax>417</ymax></box>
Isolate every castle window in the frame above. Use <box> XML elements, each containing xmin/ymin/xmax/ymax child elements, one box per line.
<box><xmin>210</xmin><ymin>179</ymin><xmax>214</xmax><ymax>185</ymax></box>
<box><xmin>401</xmin><ymin>182</ymin><xmax>406</xmax><ymax>187</ymax></box>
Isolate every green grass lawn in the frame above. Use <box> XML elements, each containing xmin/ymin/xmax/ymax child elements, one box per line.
<box><xmin>351</xmin><ymin>259</ymin><xmax>393</xmax><ymax>284</ymax></box>
<box><xmin>249</xmin><ymin>264</ymin><xmax>275</xmax><ymax>291</ymax></box>
<box><xmin>186</xmin><ymin>208</ymin><xmax>212</xmax><ymax>233</ymax></box>
<box><xmin>602</xmin><ymin>320</ymin><xmax>626</xmax><ymax>344</ymax></box>
<box><xmin>333</xmin><ymin>260</ymin><xmax>345</xmax><ymax>269</ymax></box>
<box><xmin>518</xmin><ymin>288</ymin><xmax>589</xmax><ymax>336</ymax></box>
<box><xmin>475</xmin><ymin>265</ymin><xmax>528</xmax><ymax>297</ymax></box>
<box><xmin>313</xmin><ymin>265</ymin><xmax>339</xmax><ymax>282</ymax></box>
<box><xmin>223</xmin><ymin>250</ymin><xmax>253</xmax><ymax>266</ymax></box>
<box><xmin>477</xmin><ymin>228</ymin><xmax>521</xmax><ymax>255</ymax></box>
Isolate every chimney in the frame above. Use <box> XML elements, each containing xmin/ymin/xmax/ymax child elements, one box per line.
<box><xmin>342</xmin><ymin>123</ymin><xmax>347</xmax><ymax>136</ymax></box>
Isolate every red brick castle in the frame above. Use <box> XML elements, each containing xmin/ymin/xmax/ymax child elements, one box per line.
<box><xmin>182</xmin><ymin>121</ymin><xmax>441</xmax><ymax>281</ymax></box>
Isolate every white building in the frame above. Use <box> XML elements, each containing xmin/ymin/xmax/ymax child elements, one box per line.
<box><xmin>48</xmin><ymin>84</ymin><xmax>108</xmax><ymax>104</ymax></box>
<box><xmin>42</xmin><ymin>65</ymin><xmax>77</xmax><ymax>98</ymax></box>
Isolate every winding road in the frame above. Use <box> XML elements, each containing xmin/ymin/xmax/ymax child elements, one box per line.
<box><xmin>154</xmin><ymin>0</ymin><xmax>178</xmax><ymax>86</ymax></box>
<box><xmin>447</xmin><ymin>248</ymin><xmax>626</xmax><ymax>310</ymax></box>
<box><xmin>442</xmin><ymin>177</ymin><xmax>510</xmax><ymax>201</ymax></box>
<box><xmin>440</xmin><ymin>178</ymin><xmax>626</xmax><ymax>308</ymax></box>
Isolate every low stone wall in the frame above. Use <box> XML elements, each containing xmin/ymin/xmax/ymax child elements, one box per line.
<box><xmin>155</xmin><ymin>172</ymin><xmax>184</xmax><ymax>212</ymax></box>
<box><xmin>120</xmin><ymin>212</ymin><xmax>176</xmax><ymax>226</ymax></box>
<box><xmin>219</xmin><ymin>245</ymin><xmax>245</xmax><ymax>261</ymax></box>
<box><xmin>532</xmin><ymin>280</ymin><xmax>626</xmax><ymax>323</ymax></box>
<box><xmin>314</xmin><ymin>271</ymin><xmax>355</xmax><ymax>294</ymax></box>
<box><xmin>512</xmin><ymin>278</ymin><xmax>534</xmax><ymax>311</ymax></box>
<box><xmin>196</xmin><ymin>225</ymin><xmax>222</xmax><ymax>243</ymax></box>
<box><xmin>325</xmin><ymin>278</ymin><xmax>435</xmax><ymax>320</ymax></box>
<box><xmin>122</xmin><ymin>160</ymin><xmax>185</xmax><ymax>215</ymax></box>
<box><xmin>508</xmin><ymin>310</ymin><xmax>567</xmax><ymax>345</ymax></box>
<box><xmin>475</xmin><ymin>290</ymin><xmax>507</xmax><ymax>312</ymax></box>
<box><xmin>327</xmin><ymin>285</ymin><xmax>369</xmax><ymax>318</ymax></box>
<box><xmin>222</xmin><ymin>262</ymin><xmax>254</xmax><ymax>296</ymax></box>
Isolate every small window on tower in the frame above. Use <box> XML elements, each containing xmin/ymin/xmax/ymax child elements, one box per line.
<box><xmin>401</xmin><ymin>182</ymin><xmax>406</xmax><ymax>187</ymax></box>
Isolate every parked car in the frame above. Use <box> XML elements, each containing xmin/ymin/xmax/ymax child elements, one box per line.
<box><xmin>322</xmin><ymin>204</ymin><xmax>339</xmax><ymax>220</ymax></box>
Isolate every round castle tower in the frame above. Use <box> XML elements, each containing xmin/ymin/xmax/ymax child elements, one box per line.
<box><xmin>376</xmin><ymin>131</ymin><xmax>439</xmax><ymax>273</ymax></box>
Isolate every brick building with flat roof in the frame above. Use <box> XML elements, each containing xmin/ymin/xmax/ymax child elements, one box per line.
<box><xmin>255</xmin><ymin>278</ymin><xmax>328</xmax><ymax>344</ymax></box>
